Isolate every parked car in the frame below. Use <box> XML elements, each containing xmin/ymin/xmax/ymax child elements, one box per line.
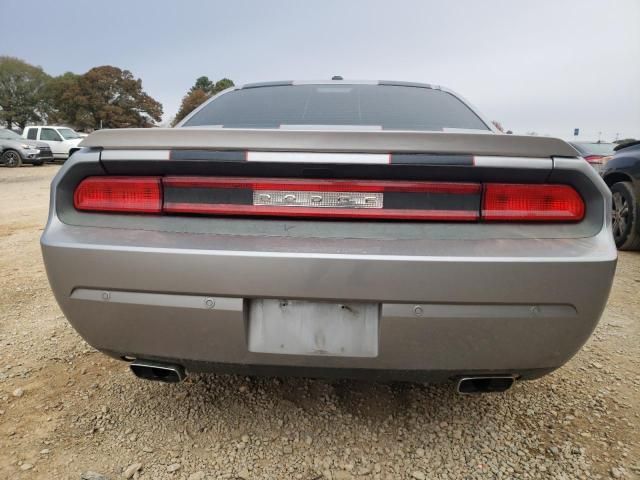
<box><xmin>601</xmin><ymin>141</ymin><xmax>640</xmax><ymax>250</ymax></box>
<box><xmin>569</xmin><ymin>141</ymin><xmax>616</xmax><ymax>174</ymax></box>
<box><xmin>0</xmin><ymin>128</ymin><xmax>54</xmax><ymax>167</ymax></box>
<box><xmin>22</xmin><ymin>125</ymin><xmax>83</xmax><ymax>161</ymax></box>
<box><xmin>41</xmin><ymin>80</ymin><xmax>617</xmax><ymax>393</ymax></box>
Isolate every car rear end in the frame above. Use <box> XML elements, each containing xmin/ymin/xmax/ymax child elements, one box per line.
<box><xmin>570</xmin><ymin>142</ymin><xmax>616</xmax><ymax>174</ymax></box>
<box><xmin>41</xmin><ymin>82</ymin><xmax>617</xmax><ymax>387</ymax></box>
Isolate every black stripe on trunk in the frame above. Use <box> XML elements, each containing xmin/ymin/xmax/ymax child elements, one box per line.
<box><xmin>164</xmin><ymin>187</ymin><xmax>479</xmax><ymax>212</ymax></box>
<box><xmin>170</xmin><ymin>150</ymin><xmax>246</xmax><ymax>162</ymax></box>
<box><xmin>164</xmin><ymin>187</ymin><xmax>253</xmax><ymax>205</ymax></box>
<box><xmin>384</xmin><ymin>192</ymin><xmax>479</xmax><ymax>211</ymax></box>
<box><xmin>391</xmin><ymin>153</ymin><xmax>473</xmax><ymax>165</ymax></box>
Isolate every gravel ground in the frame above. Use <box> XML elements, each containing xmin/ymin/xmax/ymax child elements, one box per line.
<box><xmin>0</xmin><ymin>164</ymin><xmax>638</xmax><ymax>480</ymax></box>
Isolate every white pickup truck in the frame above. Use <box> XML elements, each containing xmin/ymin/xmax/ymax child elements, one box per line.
<box><xmin>22</xmin><ymin>125</ymin><xmax>84</xmax><ymax>161</ymax></box>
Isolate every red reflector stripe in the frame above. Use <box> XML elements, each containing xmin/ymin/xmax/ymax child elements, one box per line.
<box><xmin>74</xmin><ymin>177</ymin><xmax>162</xmax><ymax>213</ymax></box>
<box><xmin>163</xmin><ymin>203</ymin><xmax>479</xmax><ymax>221</ymax></box>
<box><xmin>482</xmin><ymin>184</ymin><xmax>584</xmax><ymax>221</ymax></box>
<box><xmin>584</xmin><ymin>155</ymin><xmax>604</xmax><ymax>164</ymax></box>
<box><xmin>163</xmin><ymin>176</ymin><xmax>481</xmax><ymax>194</ymax></box>
<box><xmin>72</xmin><ymin>176</ymin><xmax>586</xmax><ymax>224</ymax></box>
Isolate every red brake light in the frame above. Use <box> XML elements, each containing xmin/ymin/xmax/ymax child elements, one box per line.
<box><xmin>74</xmin><ymin>177</ymin><xmax>162</xmax><ymax>213</ymax></box>
<box><xmin>482</xmin><ymin>184</ymin><xmax>584</xmax><ymax>221</ymax></box>
<box><xmin>72</xmin><ymin>176</ymin><xmax>586</xmax><ymax>223</ymax></box>
<box><xmin>584</xmin><ymin>155</ymin><xmax>604</xmax><ymax>164</ymax></box>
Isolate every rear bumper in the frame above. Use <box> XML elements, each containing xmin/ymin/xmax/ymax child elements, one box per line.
<box><xmin>41</xmin><ymin>216</ymin><xmax>617</xmax><ymax>380</ymax></box>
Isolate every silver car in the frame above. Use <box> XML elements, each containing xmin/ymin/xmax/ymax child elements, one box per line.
<box><xmin>0</xmin><ymin>128</ymin><xmax>54</xmax><ymax>167</ymax></box>
<box><xmin>41</xmin><ymin>80</ymin><xmax>617</xmax><ymax>393</ymax></box>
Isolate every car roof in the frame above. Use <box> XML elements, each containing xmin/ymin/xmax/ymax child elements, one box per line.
<box><xmin>26</xmin><ymin>125</ymin><xmax>74</xmax><ymax>129</ymax></box>
<box><xmin>238</xmin><ymin>79</ymin><xmax>441</xmax><ymax>90</ymax></box>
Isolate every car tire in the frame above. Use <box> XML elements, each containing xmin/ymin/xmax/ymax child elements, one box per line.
<box><xmin>611</xmin><ymin>181</ymin><xmax>640</xmax><ymax>251</ymax></box>
<box><xmin>1</xmin><ymin>150</ymin><xmax>22</xmax><ymax>168</ymax></box>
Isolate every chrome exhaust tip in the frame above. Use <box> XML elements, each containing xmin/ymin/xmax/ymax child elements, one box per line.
<box><xmin>130</xmin><ymin>360</ymin><xmax>186</xmax><ymax>383</ymax></box>
<box><xmin>456</xmin><ymin>375</ymin><xmax>515</xmax><ymax>394</ymax></box>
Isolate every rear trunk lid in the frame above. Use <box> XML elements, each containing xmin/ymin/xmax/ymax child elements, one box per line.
<box><xmin>75</xmin><ymin>128</ymin><xmax>587</xmax><ymax>224</ymax></box>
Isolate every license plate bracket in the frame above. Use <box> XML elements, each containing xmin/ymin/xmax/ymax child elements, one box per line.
<box><xmin>248</xmin><ymin>299</ymin><xmax>379</xmax><ymax>357</ymax></box>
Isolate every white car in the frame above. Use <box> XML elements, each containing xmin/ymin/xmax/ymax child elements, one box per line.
<box><xmin>22</xmin><ymin>126</ymin><xmax>83</xmax><ymax>161</ymax></box>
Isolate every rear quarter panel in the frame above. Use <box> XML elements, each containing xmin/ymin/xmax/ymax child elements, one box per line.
<box><xmin>604</xmin><ymin>149</ymin><xmax>640</xmax><ymax>197</ymax></box>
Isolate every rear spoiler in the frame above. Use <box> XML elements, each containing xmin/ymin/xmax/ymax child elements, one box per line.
<box><xmin>80</xmin><ymin>128</ymin><xmax>579</xmax><ymax>158</ymax></box>
<box><xmin>614</xmin><ymin>140</ymin><xmax>640</xmax><ymax>152</ymax></box>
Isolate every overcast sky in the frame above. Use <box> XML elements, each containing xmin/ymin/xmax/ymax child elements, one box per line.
<box><xmin>3</xmin><ymin>0</ymin><xmax>639</xmax><ymax>140</ymax></box>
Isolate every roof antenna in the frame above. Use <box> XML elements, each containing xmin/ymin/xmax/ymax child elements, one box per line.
<box><xmin>331</xmin><ymin>75</ymin><xmax>343</xmax><ymax>80</ymax></box>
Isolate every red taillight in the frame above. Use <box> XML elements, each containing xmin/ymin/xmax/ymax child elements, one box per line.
<box><xmin>482</xmin><ymin>184</ymin><xmax>584</xmax><ymax>221</ymax></box>
<box><xmin>74</xmin><ymin>177</ymin><xmax>162</xmax><ymax>213</ymax></box>
<box><xmin>73</xmin><ymin>176</ymin><xmax>585</xmax><ymax>223</ymax></box>
<box><xmin>584</xmin><ymin>155</ymin><xmax>604</xmax><ymax>164</ymax></box>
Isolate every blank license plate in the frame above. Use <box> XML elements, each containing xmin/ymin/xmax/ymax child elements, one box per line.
<box><xmin>248</xmin><ymin>299</ymin><xmax>379</xmax><ymax>357</ymax></box>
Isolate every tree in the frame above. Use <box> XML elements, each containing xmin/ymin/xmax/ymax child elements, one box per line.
<box><xmin>190</xmin><ymin>76</ymin><xmax>213</xmax><ymax>93</ymax></box>
<box><xmin>173</xmin><ymin>89</ymin><xmax>210</xmax><ymax>126</ymax></box>
<box><xmin>211</xmin><ymin>78</ymin><xmax>234</xmax><ymax>95</ymax></box>
<box><xmin>42</xmin><ymin>71</ymin><xmax>81</xmax><ymax>125</ymax></box>
<box><xmin>54</xmin><ymin>66</ymin><xmax>163</xmax><ymax>130</ymax></box>
<box><xmin>190</xmin><ymin>76</ymin><xmax>233</xmax><ymax>96</ymax></box>
<box><xmin>172</xmin><ymin>77</ymin><xmax>234</xmax><ymax>126</ymax></box>
<box><xmin>0</xmin><ymin>56</ymin><xmax>50</xmax><ymax>129</ymax></box>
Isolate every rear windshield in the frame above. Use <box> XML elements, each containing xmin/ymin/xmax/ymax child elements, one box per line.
<box><xmin>182</xmin><ymin>84</ymin><xmax>490</xmax><ymax>132</ymax></box>
<box><xmin>571</xmin><ymin>142</ymin><xmax>616</xmax><ymax>156</ymax></box>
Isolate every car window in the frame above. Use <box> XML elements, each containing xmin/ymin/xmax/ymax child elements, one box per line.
<box><xmin>40</xmin><ymin>128</ymin><xmax>62</xmax><ymax>141</ymax></box>
<box><xmin>58</xmin><ymin>128</ymin><xmax>81</xmax><ymax>140</ymax></box>
<box><xmin>578</xmin><ymin>143</ymin><xmax>615</xmax><ymax>156</ymax></box>
<box><xmin>183</xmin><ymin>84</ymin><xmax>490</xmax><ymax>131</ymax></box>
<box><xmin>0</xmin><ymin>129</ymin><xmax>21</xmax><ymax>140</ymax></box>
<box><xmin>26</xmin><ymin>128</ymin><xmax>38</xmax><ymax>140</ymax></box>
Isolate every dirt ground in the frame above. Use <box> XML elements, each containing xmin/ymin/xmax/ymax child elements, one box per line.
<box><xmin>0</xmin><ymin>164</ymin><xmax>638</xmax><ymax>480</ymax></box>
